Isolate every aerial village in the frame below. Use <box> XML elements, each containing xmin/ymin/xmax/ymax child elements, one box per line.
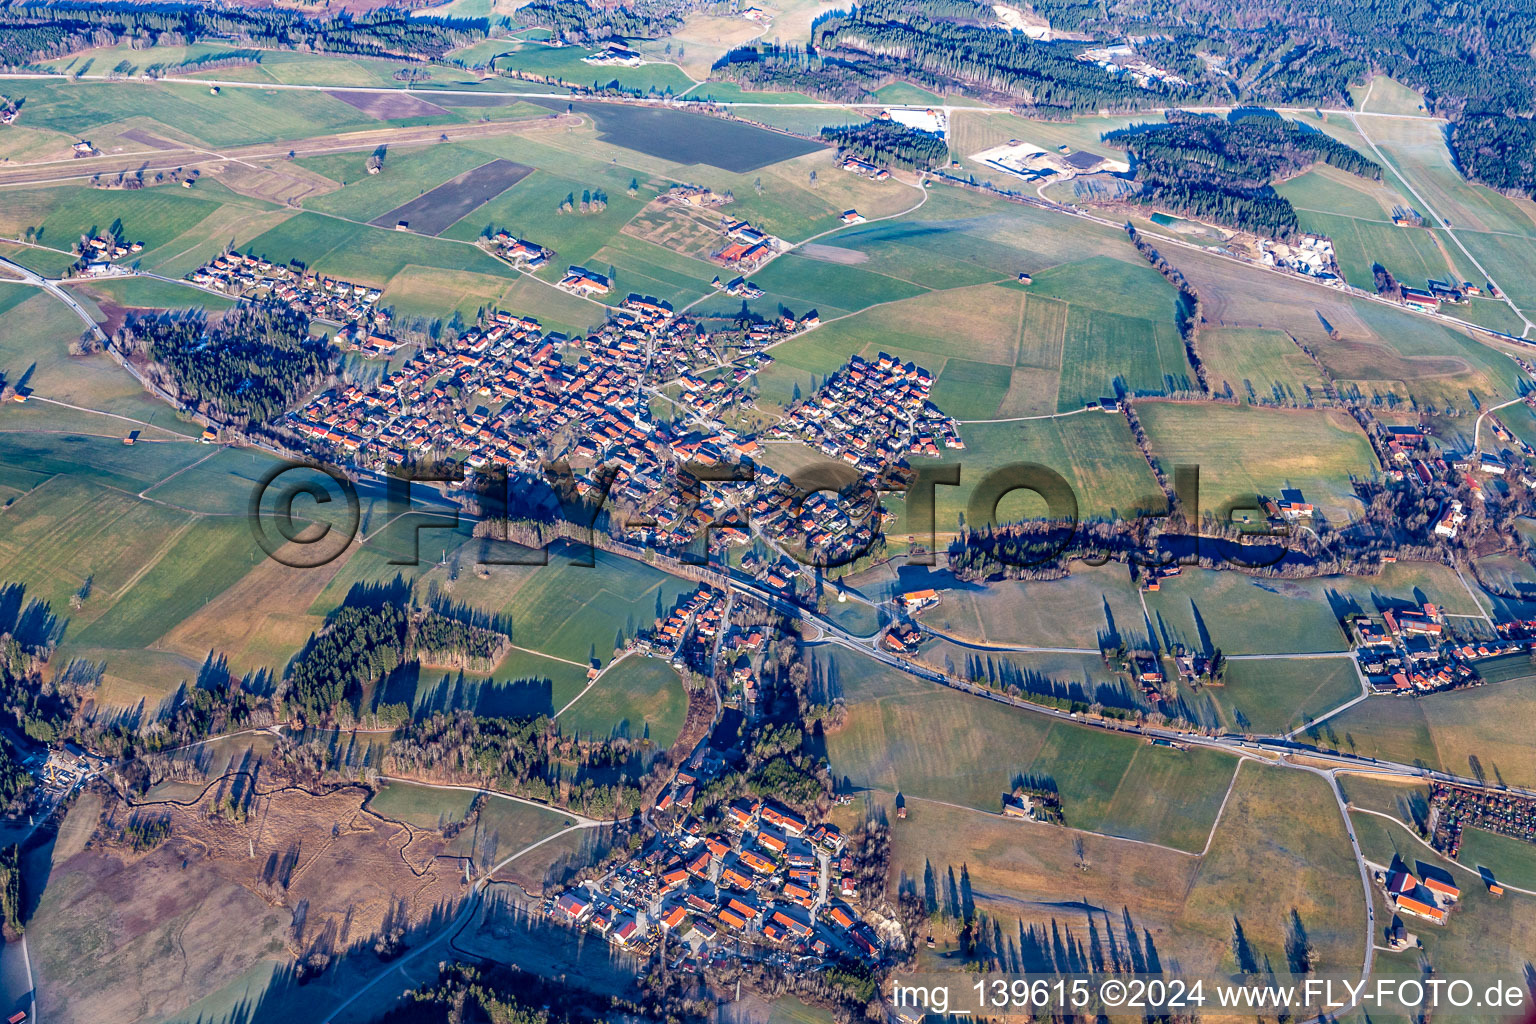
<box><xmin>767</xmin><ymin>353</ymin><xmax>965</xmax><ymax>470</ymax></box>
<box><xmin>1428</xmin><ymin>783</ymin><xmax>1536</xmax><ymax>875</ymax></box>
<box><xmin>187</xmin><ymin>249</ymin><xmax>395</xmax><ymax>352</ymax></box>
<box><xmin>546</xmin><ymin>777</ymin><xmax>886</xmax><ymax>970</ymax></box>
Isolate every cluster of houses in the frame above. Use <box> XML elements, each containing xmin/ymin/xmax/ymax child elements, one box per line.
<box><xmin>283</xmin><ymin>300</ymin><xmax>823</xmax><ymax>567</ymax></box>
<box><xmin>546</xmin><ymin>782</ymin><xmax>883</xmax><ymax>970</ymax></box>
<box><xmin>636</xmin><ymin>586</ymin><xmax>726</xmax><ymax>672</ymax></box>
<box><xmin>74</xmin><ymin>231</ymin><xmax>144</xmax><ymax>276</ymax></box>
<box><xmin>287</xmin><ymin>302</ymin><xmax>738</xmax><ymax>476</ymax></box>
<box><xmin>1347</xmin><ymin>602</ymin><xmax>1524</xmax><ymax>693</ymax></box>
<box><xmin>770</xmin><ymin>353</ymin><xmax>964</xmax><ymax>471</ymax></box>
<box><xmin>187</xmin><ymin>249</ymin><xmax>393</xmax><ymax>347</ymax></box>
<box><xmin>485</xmin><ymin>231</ymin><xmax>553</xmax><ymax>270</ymax></box>
<box><xmin>840</xmin><ymin>156</ymin><xmax>891</xmax><ymax>181</ymax></box>
<box><xmin>712</xmin><ymin>221</ymin><xmax>781</xmax><ymax>272</ymax></box>
<box><xmin>659</xmin><ymin>184</ymin><xmax>732</xmax><ymax>209</ymax></box>
<box><xmin>1378</xmin><ymin>858</ymin><xmax>1460</xmax><ymax>926</ymax></box>
<box><xmin>1430</xmin><ymin>782</ymin><xmax>1536</xmax><ymax>865</ymax></box>
<box><xmin>1378</xmin><ymin>419</ymin><xmax>1532</xmax><ymax>523</ymax></box>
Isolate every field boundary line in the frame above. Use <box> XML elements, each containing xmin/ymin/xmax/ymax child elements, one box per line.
<box><xmin>1199</xmin><ymin>758</ymin><xmax>1243</xmax><ymax>857</ymax></box>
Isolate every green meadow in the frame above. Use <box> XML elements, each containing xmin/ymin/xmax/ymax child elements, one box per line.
<box><xmin>820</xmin><ymin>647</ymin><xmax>1236</xmax><ymax>852</ymax></box>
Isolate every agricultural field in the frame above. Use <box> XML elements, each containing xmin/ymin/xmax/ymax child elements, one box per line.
<box><xmin>1136</xmin><ymin>402</ymin><xmax>1375</xmax><ymax>522</ymax></box>
<box><xmin>1</xmin><ymin>77</ymin><xmax>394</xmax><ymax>149</ymax></box>
<box><xmin>1197</xmin><ymin>327</ymin><xmax>1333</xmax><ymax>404</ymax></box>
<box><xmin>1175</xmin><ymin>242</ymin><xmax>1521</xmax><ymax>413</ymax></box>
<box><xmin>1323</xmin><ymin>682</ymin><xmax>1536</xmax><ymax>788</ymax></box>
<box><xmin>819</xmin><ymin>648</ymin><xmax>1237</xmax><ymax>852</ymax></box>
<box><xmin>243</xmin><ymin>211</ymin><xmax>508</xmax><ymax>288</ymax></box>
<box><xmin>365</xmin><ymin>778</ymin><xmax>477</xmax><ymax>828</ymax></box>
<box><xmin>911</xmin><ymin>560</ymin><xmax>1145</xmax><ymax>649</ymax></box>
<box><xmin>557</xmin><ymin>654</ymin><xmax>689</xmax><ymax>747</ymax></box>
<box><xmin>497</xmin><ymin>548</ymin><xmax>697</xmax><ymax>669</ymax></box>
<box><xmin>297</xmin><ymin>143</ymin><xmax>511</xmax><ymax>222</ymax></box>
<box><xmin>1171</xmin><ymin>762</ymin><xmax>1367</xmax><ymax>978</ymax></box>
<box><xmin>366</xmin><ymin>158</ymin><xmax>534</xmax><ymax>235</ymax></box>
<box><xmin>1179</xmin><ymin>656</ymin><xmax>1362</xmax><ymax>736</ymax></box>
<box><xmin>1142</xmin><ymin>562</ymin><xmax>1483</xmax><ymax>658</ymax></box>
<box><xmin>0</xmin><ymin>286</ymin><xmax>201</xmax><ymax>433</ymax></box>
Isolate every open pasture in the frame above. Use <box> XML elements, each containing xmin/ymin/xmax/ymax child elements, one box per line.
<box><xmin>243</xmin><ymin>212</ymin><xmax>506</xmax><ymax>287</ymax></box>
<box><xmin>1172</xmin><ymin>762</ymin><xmax>1367</xmax><ymax>977</ymax></box>
<box><xmin>558</xmin><ymin>655</ymin><xmax>688</xmax><ymax>747</ymax></box>
<box><xmin>1323</xmin><ymin>682</ymin><xmax>1536</xmax><ymax>789</ymax></box>
<box><xmin>1174</xmin><ymin>244</ymin><xmax>1520</xmax><ymax>412</ymax></box>
<box><xmin>0</xmin><ymin>475</ymin><xmax>196</xmax><ymax>632</ymax></box>
<box><xmin>5</xmin><ymin>78</ymin><xmax>388</xmax><ymax>148</ymax></box>
<box><xmin>0</xmin><ymin>183</ymin><xmax>223</xmax><ymax>260</ymax></box>
<box><xmin>1142</xmin><ymin>561</ymin><xmax>1481</xmax><ymax>658</ymax></box>
<box><xmin>1197</xmin><ymin>327</ymin><xmax>1332</xmax><ymax>404</ymax></box>
<box><xmin>70</xmin><ymin>516</ymin><xmax>267</xmax><ymax>652</ymax></box>
<box><xmin>1136</xmin><ymin>402</ymin><xmax>1374</xmax><ymax>522</ymax></box>
<box><xmin>498</xmin><ymin>547</ymin><xmax>697</xmax><ymax>669</ymax></box>
<box><xmin>298</xmin><ymin>143</ymin><xmax>504</xmax><ymax>222</ymax></box>
<box><xmin>1180</xmin><ymin>657</ymin><xmax>1361</xmax><ymax>736</ymax></box>
<box><xmin>914</xmin><ymin>560</ymin><xmax>1145</xmax><ymax>649</ymax></box>
<box><xmin>378</xmin><ymin>263</ymin><xmax>606</xmax><ymax>335</ymax></box>
<box><xmin>820</xmin><ymin>648</ymin><xmax>1236</xmax><ymax>852</ymax></box>
<box><xmin>0</xmin><ymin>287</ymin><xmax>200</xmax><ymax>433</ymax></box>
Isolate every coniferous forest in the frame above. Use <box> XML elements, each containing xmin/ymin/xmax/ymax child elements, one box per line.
<box><xmin>115</xmin><ymin>303</ymin><xmax>334</xmax><ymax>425</ymax></box>
<box><xmin>0</xmin><ymin>0</ymin><xmax>483</xmax><ymax>65</ymax></box>
<box><xmin>1105</xmin><ymin>110</ymin><xmax>1383</xmax><ymax>236</ymax></box>
<box><xmin>821</xmin><ymin>119</ymin><xmax>950</xmax><ymax>171</ymax></box>
<box><xmin>513</xmin><ymin>0</ymin><xmax>686</xmax><ymax>44</ymax></box>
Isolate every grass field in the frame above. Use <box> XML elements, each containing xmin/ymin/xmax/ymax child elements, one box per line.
<box><xmin>1173</xmin><ymin>761</ymin><xmax>1366</xmax><ymax>978</ymax></box>
<box><xmin>499</xmin><ymin>548</ymin><xmax>697</xmax><ymax>668</ymax></box>
<box><xmin>4</xmin><ymin>78</ymin><xmax>381</xmax><ymax>148</ymax></box>
<box><xmin>71</xmin><ymin>516</ymin><xmax>267</xmax><ymax>650</ymax></box>
<box><xmin>1169</xmin><ymin>241</ymin><xmax>1520</xmax><ymax>413</ymax></box>
<box><xmin>298</xmin><ymin>143</ymin><xmax>506</xmax><ymax>222</ymax></box>
<box><xmin>66</xmin><ymin>276</ymin><xmax>237</xmax><ymax>313</ymax></box>
<box><xmin>1452</xmin><ymin>827</ymin><xmax>1536</xmax><ymax>892</ymax></box>
<box><xmin>751</xmin><ymin>250</ymin><xmax>1185</xmax><ymax>418</ymax></box>
<box><xmin>914</xmin><ymin>560</ymin><xmax>1145</xmax><ymax>649</ymax></box>
<box><xmin>820</xmin><ymin>648</ymin><xmax>1236</xmax><ymax>852</ymax></box>
<box><xmin>1136</xmin><ymin>402</ymin><xmax>1375</xmax><ymax>522</ymax></box>
<box><xmin>0</xmin><ymin>474</ymin><xmax>196</xmax><ymax>630</ymax></box>
<box><xmin>1198</xmin><ymin>327</ymin><xmax>1333</xmax><ymax>404</ymax></box>
<box><xmin>243</xmin><ymin>211</ymin><xmax>508</xmax><ymax>287</ymax></box>
<box><xmin>1322</xmin><ymin>682</ymin><xmax>1536</xmax><ymax>788</ymax></box>
<box><xmin>366</xmin><ymin>779</ymin><xmax>477</xmax><ymax>828</ymax></box>
<box><xmin>0</xmin><ymin>286</ymin><xmax>202</xmax><ymax>433</ymax></box>
<box><xmin>1142</xmin><ymin>561</ymin><xmax>1482</xmax><ymax>657</ymax></box>
<box><xmin>558</xmin><ymin>654</ymin><xmax>688</xmax><ymax>747</ymax></box>
<box><xmin>446</xmin><ymin>792</ymin><xmax>578</xmax><ymax>872</ymax></box>
<box><xmin>1180</xmin><ymin>657</ymin><xmax>1361</xmax><ymax>735</ymax></box>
